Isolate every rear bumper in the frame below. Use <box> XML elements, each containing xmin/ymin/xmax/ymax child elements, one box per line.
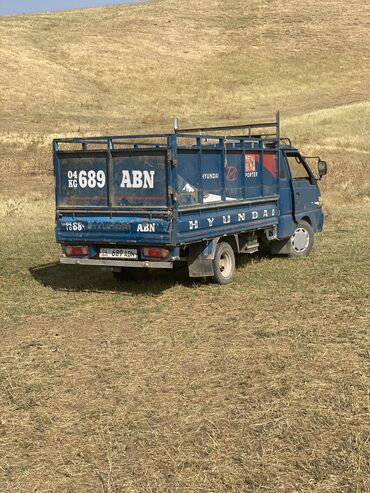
<box><xmin>60</xmin><ymin>257</ymin><xmax>173</xmax><ymax>269</ymax></box>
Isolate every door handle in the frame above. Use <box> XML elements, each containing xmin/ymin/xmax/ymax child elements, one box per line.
<box><xmin>295</xmin><ymin>192</ymin><xmax>300</xmax><ymax>198</ymax></box>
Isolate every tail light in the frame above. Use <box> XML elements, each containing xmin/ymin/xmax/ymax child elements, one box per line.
<box><xmin>141</xmin><ymin>247</ymin><xmax>170</xmax><ymax>259</ymax></box>
<box><xmin>65</xmin><ymin>245</ymin><xmax>89</xmax><ymax>257</ymax></box>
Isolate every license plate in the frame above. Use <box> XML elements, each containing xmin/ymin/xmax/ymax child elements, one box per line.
<box><xmin>99</xmin><ymin>248</ymin><xmax>138</xmax><ymax>259</ymax></box>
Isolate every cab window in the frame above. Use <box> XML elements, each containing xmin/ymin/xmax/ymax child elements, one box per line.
<box><xmin>285</xmin><ymin>153</ymin><xmax>311</xmax><ymax>180</ymax></box>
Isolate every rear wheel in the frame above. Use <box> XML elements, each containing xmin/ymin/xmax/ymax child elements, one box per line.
<box><xmin>212</xmin><ymin>242</ymin><xmax>236</xmax><ymax>285</ymax></box>
<box><xmin>290</xmin><ymin>220</ymin><xmax>314</xmax><ymax>257</ymax></box>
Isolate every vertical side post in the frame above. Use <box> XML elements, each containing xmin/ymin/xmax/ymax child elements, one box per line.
<box><xmin>276</xmin><ymin>110</ymin><xmax>281</xmax><ymax>195</ymax></box>
<box><xmin>220</xmin><ymin>137</ymin><xmax>226</xmax><ymax>201</ymax></box>
<box><xmin>197</xmin><ymin>137</ymin><xmax>203</xmax><ymax>204</ymax></box>
<box><xmin>107</xmin><ymin>138</ymin><xmax>113</xmax><ymax>207</ymax></box>
<box><xmin>241</xmin><ymin>139</ymin><xmax>246</xmax><ymax>200</ymax></box>
<box><xmin>53</xmin><ymin>140</ymin><xmax>61</xmax><ymax>211</ymax></box>
<box><xmin>168</xmin><ymin>135</ymin><xmax>178</xmax><ymax>244</ymax></box>
<box><xmin>260</xmin><ymin>141</ymin><xmax>264</xmax><ymax>197</ymax></box>
<box><xmin>173</xmin><ymin>117</ymin><xmax>178</xmax><ymax>132</ymax></box>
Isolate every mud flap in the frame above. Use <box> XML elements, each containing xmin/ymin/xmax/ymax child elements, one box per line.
<box><xmin>188</xmin><ymin>239</ymin><xmax>218</xmax><ymax>277</ymax></box>
<box><xmin>269</xmin><ymin>238</ymin><xmax>293</xmax><ymax>255</ymax></box>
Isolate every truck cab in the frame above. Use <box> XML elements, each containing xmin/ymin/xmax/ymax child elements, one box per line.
<box><xmin>274</xmin><ymin>145</ymin><xmax>326</xmax><ymax>254</ymax></box>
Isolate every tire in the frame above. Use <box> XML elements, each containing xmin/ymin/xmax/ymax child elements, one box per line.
<box><xmin>289</xmin><ymin>220</ymin><xmax>314</xmax><ymax>257</ymax></box>
<box><xmin>212</xmin><ymin>242</ymin><xmax>236</xmax><ymax>285</ymax></box>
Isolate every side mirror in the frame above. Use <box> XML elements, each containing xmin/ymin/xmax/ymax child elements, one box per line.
<box><xmin>318</xmin><ymin>160</ymin><xmax>327</xmax><ymax>179</ymax></box>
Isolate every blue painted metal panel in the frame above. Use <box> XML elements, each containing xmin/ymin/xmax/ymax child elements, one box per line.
<box><xmin>277</xmin><ymin>150</ymin><xmax>324</xmax><ymax>238</ymax></box>
<box><xmin>58</xmin><ymin>153</ymin><xmax>108</xmax><ymax>207</ymax></box>
<box><xmin>110</xmin><ymin>151</ymin><xmax>168</xmax><ymax>207</ymax></box>
<box><xmin>176</xmin><ymin>145</ymin><xmax>278</xmax><ymax>207</ymax></box>
<box><xmin>56</xmin><ymin>214</ymin><xmax>172</xmax><ymax>244</ymax></box>
<box><xmin>177</xmin><ymin>200</ymin><xmax>278</xmax><ymax>243</ymax></box>
<box><xmin>277</xmin><ymin>152</ymin><xmax>295</xmax><ymax>238</ymax></box>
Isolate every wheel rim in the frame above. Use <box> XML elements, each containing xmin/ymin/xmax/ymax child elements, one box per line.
<box><xmin>219</xmin><ymin>250</ymin><xmax>233</xmax><ymax>278</ymax></box>
<box><xmin>291</xmin><ymin>227</ymin><xmax>310</xmax><ymax>253</ymax></box>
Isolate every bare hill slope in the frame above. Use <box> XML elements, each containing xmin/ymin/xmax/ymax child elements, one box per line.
<box><xmin>1</xmin><ymin>0</ymin><xmax>369</xmax><ymax>196</ymax></box>
<box><xmin>0</xmin><ymin>0</ymin><xmax>369</xmax><ymax>136</ymax></box>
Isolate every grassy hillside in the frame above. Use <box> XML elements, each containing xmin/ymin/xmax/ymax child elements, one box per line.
<box><xmin>0</xmin><ymin>1</ymin><xmax>369</xmax><ymax>492</ymax></box>
<box><xmin>0</xmin><ymin>0</ymin><xmax>369</xmax><ymax>194</ymax></box>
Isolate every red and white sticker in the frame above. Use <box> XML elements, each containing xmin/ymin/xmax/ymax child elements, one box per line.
<box><xmin>245</xmin><ymin>154</ymin><xmax>257</xmax><ymax>173</ymax></box>
<box><xmin>245</xmin><ymin>153</ymin><xmax>258</xmax><ymax>177</ymax></box>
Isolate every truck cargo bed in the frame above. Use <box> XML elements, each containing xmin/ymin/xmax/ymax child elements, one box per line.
<box><xmin>54</xmin><ymin>129</ymin><xmax>280</xmax><ymax>246</ymax></box>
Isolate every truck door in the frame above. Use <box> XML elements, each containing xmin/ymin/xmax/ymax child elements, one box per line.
<box><xmin>284</xmin><ymin>151</ymin><xmax>320</xmax><ymax>220</ymax></box>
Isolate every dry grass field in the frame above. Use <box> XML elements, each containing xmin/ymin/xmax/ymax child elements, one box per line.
<box><xmin>0</xmin><ymin>0</ymin><xmax>369</xmax><ymax>491</ymax></box>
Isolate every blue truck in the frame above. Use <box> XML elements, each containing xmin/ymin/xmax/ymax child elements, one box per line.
<box><xmin>53</xmin><ymin>113</ymin><xmax>327</xmax><ymax>284</ymax></box>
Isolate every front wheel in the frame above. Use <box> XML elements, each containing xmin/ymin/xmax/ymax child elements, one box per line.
<box><xmin>290</xmin><ymin>220</ymin><xmax>314</xmax><ymax>257</ymax></box>
<box><xmin>212</xmin><ymin>242</ymin><xmax>236</xmax><ymax>285</ymax></box>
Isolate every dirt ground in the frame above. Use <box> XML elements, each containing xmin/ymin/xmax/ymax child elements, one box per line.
<box><xmin>0</xmin><ymin>190</ymin><xmax>369</xmax><ymax>492</ymax></box>
<box><xmin>0</xmin><ymin>0</ymin><xmax>369</xmax><ymax>491</ymax></box>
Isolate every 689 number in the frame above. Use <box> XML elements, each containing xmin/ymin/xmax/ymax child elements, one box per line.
<box><xmin>67</xmin><ymin>170</ymin><xmax>106</xmax><ymax>189</ymax></box>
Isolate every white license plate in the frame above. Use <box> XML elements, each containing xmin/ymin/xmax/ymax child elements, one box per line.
<box><xmin>99</xmin><ymin>248</ymin><xmax>138</xmax><ymax>259</ymax></box>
